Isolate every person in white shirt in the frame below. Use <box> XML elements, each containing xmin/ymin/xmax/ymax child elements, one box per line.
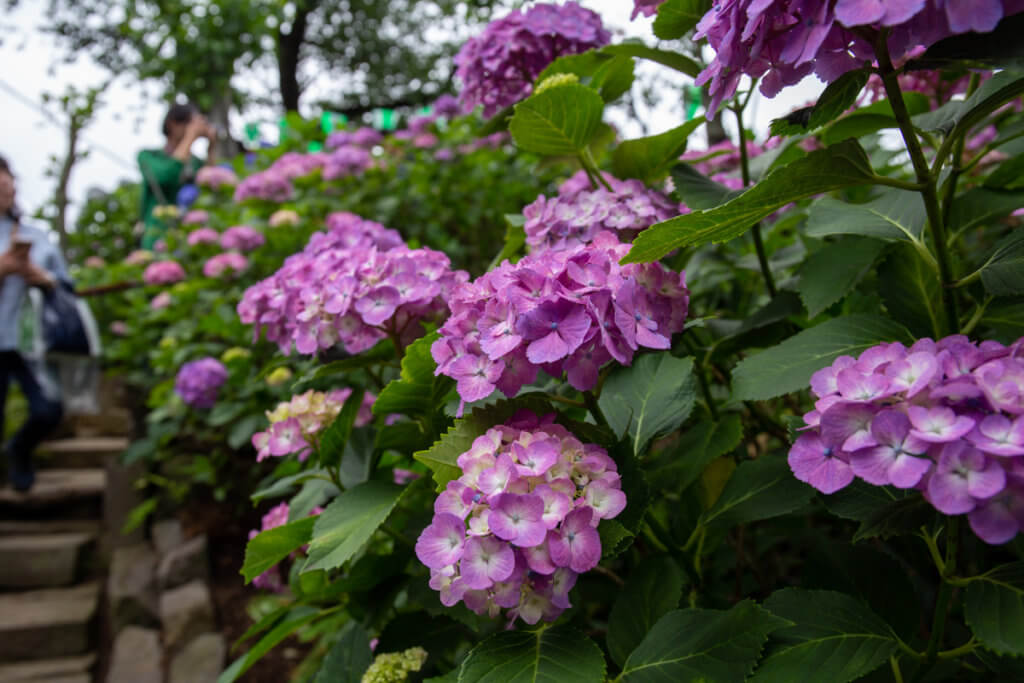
<box><xmin>0</xmin><ymin>155</ymin><xmax>68</xmax><ymax>491</ymax></box>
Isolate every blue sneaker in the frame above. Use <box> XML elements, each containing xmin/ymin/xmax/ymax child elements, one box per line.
<box><xmin>5</xmin><ymin>447</ymin><xmax>35</xmax><ymax>492</ymax></box>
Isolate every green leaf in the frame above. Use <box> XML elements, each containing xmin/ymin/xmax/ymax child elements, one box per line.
<box><xmin>804</xmin><ymin>189</ymin><xmax>927</xmax><ymax>242</ymax></box>
<box><xmin>373</xmin><ymin>333</ymin><xmax>452</xmax><ymax>421</ymax></box>
<box><xmin>773</xmin><ymin>69</ymin><xmax>870</xmax><ymax>136</ymax></box>
<box><xmin>624</xmin><ymin>140</ymin><xmax>876</xmax><ymax>263</ymax></box>
<box><xmin>218</xmin><ymin>607</ymin><xmax>320</xmax><ymax>683</ymax></box>
<box><xmin>652</xmin><ymin>0</ymin><xmax>710</xmax><ymax>40</ymax></box>
<box><xmin>947</xmin><ymin>187</ymin><xmax>1024</xmax><ymax>233</ymax></box>
<box><xmin>965</xmin><ymin>562</ymin><xmax>1024</xmax><ymax>656</ymax></box>
<box><xmin>878</xmin><ymin>243</ymin><xmax>944</xmax><ymax>337</ymax></box>
<box><xmin>228</xmin><ymin>414</ymin><xmax>265</xmax><ymax>450</ymax></box>
<box><xmin>649</xmin><ymin>414</ymin><xmax>744</xmax><ymax>493</ymax></box>
<box><xmin>304</xmin><ymin>481</ymin><xmax>404</xmax><ymax>572</ymax></box>
<box><xmin>978</xmin><ymin>231</ymin><xmax>1024</xmax><ymax>297</ymax></box>
<box><xmin>985</xmin><ymin>154</ymin><xmax>1024</xmax><ymax>190</ymax></box>
<box><xmin>319</xmin><ymin>388</ymin><xmax>365</xmax><ymax>468</ymax></box>
<box><xmin>731</xmin><ymin>314</ymin><xmax>912</xmax><ymax>401</ymax></box>
<box><xmin>598</xmin><ymin>353</ymin><xmax>696</xmax><ymax>457</ymax></box>
<box><xmin>620</xmin><ymin>601</ymin><xmax>789</xmax><ymax>682</ymax></box>
<box><xmin>537</xmin><ymin>51</ymin><xmax>635</xmax><ymax>103</ymax></box>
<box><xmin>251</xmin><ymin>469</ymin><xmax>324</xmax><ymax>503</ymax></box>
<box><xmin>241</xmin><ymin>516</ymin><xmax>316</xmax><ymax>582</ymax></box>
<box><xmin>914</xmin><ymin>70</ymin><xmax>1024</xmax><ymax>135</ymax></box>
<box><xmin>287</xmin><ymin>479</ymin><xmax>333</xmax><ymax>522</ymax></box>
<box><xmin>981</xmin><ymin>297</ymin><xmax>1024</xmax><ymax>339</ymax></box>
<box><xmin>819</xmin><ymin>93</ymin><xmax>930</xmax><ymax>146</ymax></box>
<box><xmin>414</xmin><ymin>395</ymin><xmax>554</xmax><ymax>490</ymax></box>
<box><xmin>208</xmin><ymin>401</ymin><xmax>245</xmax><ymax>427</ymax></box>
<box><xmin>798</xmin><ymin>237</ymin><xmax>888</xmax><ymax>318</ymax></box>
<box><xmin>752</xmin><ymin>589</ymin><xmax>897</xmax><ymax>683</ymax></box>
<box><xmin>601</xmin><ymin>42</ymin><xmax>701</xmax><ymax>78</ymax></box>
<box><xmin>509</xmin><ymin>84</ymin><xmax>605</xmax><ymax>156</ymax></box>
<box><xmin>291</xmin><ymin>341</ymin><xmax>395</xmax><ymax>390</ymax></box>
<box><xmin>670</xmin><ymin>163</ymin><xmax>743</xmax><ymax>210</ymax></box>
<box><xmin>598</xmin><ymin>519</ymin><xmax>634</xmax><ymax>559</ymax></box>
<box><xmin>607</xmin><ymin>556</ymin><xmax>685</xmax><ymax>667</ymax></box>
<box><xmin>820</xmin><ymin>481</ymin><xmax>911</xmax><ymax>523</ymax></box>
<box><xmin>314</xmin><ymin>621</ymin><xmax>373</xmax><ymax>683</ymax></box>
<box><xmin>458</xmin><ymin>625</ymin><xmax>605</xmax><ymax>683</ymax></box>
<box><xmin>612</xmin><ymin>119</ymin><xmax>705</xmax><ymax>183</ymax></box>
<box><xmin>699</xmin><ymin>456</ymin><xmax>814</xmax><ymax>532</ymax></box>
<box><xmin>851</xmin><ymin>494</ymin><xmax>934</xmax><ymax>543</ymax></box>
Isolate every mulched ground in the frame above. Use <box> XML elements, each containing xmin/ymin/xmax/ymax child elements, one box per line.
<box><xmin>180</xmin><ymin>495</ymin><xmax>313</xmax><ymax>683</ymax></box>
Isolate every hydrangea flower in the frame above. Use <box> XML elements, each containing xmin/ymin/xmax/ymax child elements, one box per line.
<box><xmin>415</xmin><ymin>411</ymin><xmax>625</xmax><ymax>625</ymax></box>
<box><xmin>434</xmin><ymin>232</ymin><xmax>688</xmax><ymax>405</ymax></box>
<box><xmin>220</xmin><ymin>225</ymin><xmax>266</xmax><ymax>251</ymax></box>
<box><xmin>247</xmin><ymin>502</ymin><xmax>324</xmax><ymax>591</ymax></box>
<box><xmin>203</xmin><ymin>252</ymin><xmax>249</xmax><ymax>278</ymax></box>
<box><xmin>187</xmin><ymin>227</ymin><xmax>221</xmax><ymax>247</ymax></box>
<box><xmin>174</xmin><ymin>357</ymin><xmax>228</xmax><ymax>409</ymax></box>
<box><xmin>790</xmin><ymin>335</ymin><xmax>1024</xmax><ymax>544</ymax></box>
<box><xmin>196</xmin><ymin>165</ymin><xmax>238</xmax><ymax>189</ymax></box>
<box><xmin>326</xmin><ymin>126</ymin><xmax>383</xmax><ymax>149</ymax></box>
<box><xmin>182</xmin><ymin>210</ymin><xmax>210</xmax><ymax>225</ymax></box>
<box><xmin>233</xmin><ymin>168</ymin><xmax>294</xmax><ymax>203</ymax></box>
<box><xmin>694</xmin><ymin>0</ymin><xmax>1024</xmax><ymax>116</ymax></box>
<box><xmin>238</xmin><ymin>214</ymin><xmax>466</xmax><ymax>355</ymax></box>
<box><xmin>251</xmin><ymin>388</ymin><xmax>376</xmax><ymax>462</ymax></box>
<box><xmin>631</xmin><ymin>0</ymin><xmax>665</xmax><ymax>20</ymax></box>
<box><xmin>142</xmin><ymin>260</ymin><xmax>186</xmax><ymax>285</ymax></box>
<box><xmin>454</xmin><ymin>1</ymin><xmax>610</xmax><ymax>116</ymax></box>
<box><xmin>268</xmin><ymin>209</ymin><xmax>301</xmax><ymax>228</ymax></box>
<box><xmin>524</xmin><ymin>171</ymin><xmax>682</xmax><ymax>251</ymax></box>
<box><xmin>322</xmin><ymin>145</ymin><xmax>374</xmax><ymax>180</ymax></box>
<box><xmin>150</xmin><ymin>291</ymin><xmax>172</xmax><ymax>310</ymax></box>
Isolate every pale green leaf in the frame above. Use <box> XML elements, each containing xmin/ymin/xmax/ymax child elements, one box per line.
<box><xmin>457</xmin><ymin>625</ymin><xmax>605</xmax><ymax>683</ymax></box>
<box><xmin>612</xmin><ymin>119</ymin><xmax>704</xmax><ymax>182</ymax></box>
<box><xmin>241</xmin><ymin>517</ymin><xmax>316</xmax><ymax>582</ymax></box>
<box><xmin>804</xmin><ymin>189</ymin><xmax>927</xmax><ymax>242</ymax></box>
<box><xmin>304</xmin><ymin>481</ymin><xmax>404</xmax><ymax>572</ymax></box>
<box><xmin>509</xmin><ymin>84</ymin><xmax>605</xmax><ymax>156</ymax></box>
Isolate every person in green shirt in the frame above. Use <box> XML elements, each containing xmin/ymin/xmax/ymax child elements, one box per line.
<box><xmin>138</xmin><ymin>103</ymin><xmax>218</xmax><ymax>249</ymax></box>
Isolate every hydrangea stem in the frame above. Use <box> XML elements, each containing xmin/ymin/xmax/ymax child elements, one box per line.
<box><xmin>874</xmin><ymin>34</ymin><xmax>958</xmax><ymax>334</ymax></box>
<box><xmin>913</xmin><ymin>517</ymin><xmax>960</xmax><ymax>683</ymax></box>
<box><xmin>732</xmin><ymin>104</ymin><xmax>777</xmax><ymax>298</ymax></box>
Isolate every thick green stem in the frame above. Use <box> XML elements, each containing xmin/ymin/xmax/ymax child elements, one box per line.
<box><xmin>732</xmin><ymin>105</ymin><xmax>777</xmax><ymax>297</ymax></box>
<box><xmin>583</xmin><ymin>390</ymin><xmax>609</xmax><ymax>429</ymax></box>
<box><xmin>913</xmin><ymin>518</ymin><xmax>960</xmax><ymax>683</ymax></box>
<box><xmin>874</xmin><ymin>34</ymin><xmax>958</xmax><ymax>334</ymax></box>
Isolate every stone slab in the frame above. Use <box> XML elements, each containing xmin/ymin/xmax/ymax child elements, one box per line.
<box><xmin>0</xmin><ymin>519</ymin><xmax>100</xmax><ymax>537</ymax></box>
<box><xmin>0</xmin><ymin>653</ymin><xmax>95</xmax><ymax>681</ymax></box>
<box><xmin>0</xmin><ymin>583</ymin><xmax>99</xmax><ymax>661</ymax></box>
<box><xmin>158</xmin><ymin>534</ymin><xmax>208</xmax><ymax>590</ymax></box>
<box><xmin>0</xmin><ymin>469</ymin><xmax>105</xmax><ymax>520</ymax></box>
<box><xmin>108</xmin><ymin>543</ymin><xmax>160</xmax><ymax>631</ymax></box>
<box><xmin>37</xmin><ymin>437</ymin><xmax>130</xmax><ymax>469</ymax></box>
<box><xmin>152</xmin><ymin>519</ymin><xmax>184</xmax><ymax>558</ymax></box>
<box><xmin>0</xmin><ymin>532</ymin><xmax>94</xmax><ymax>588</ymax></box>
<box><xmin>160</xmin><ymin>580</ymin><xmax>215</xmax><ymax>655</ymax></box>
<box><xmin>169</xmin><ymin>632</ymin><xmax>225</xmax><ymax>683</ymax></box>
<box><xmin>105</xmin><ymin>626</ymin><xmax>162</xmax><ymax>683</ymax></box>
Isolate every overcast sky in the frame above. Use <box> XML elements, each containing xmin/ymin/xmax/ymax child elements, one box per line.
<box><xmin>1</xmin><ymin>1</ymin><xmax>823</xmax><ymax>237</ymax></box>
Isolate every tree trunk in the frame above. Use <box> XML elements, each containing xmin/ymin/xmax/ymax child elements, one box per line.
<box><xmin>208</xmin><ymin>89</ymin><xmax>237</xmax><ymax>160</ymax></box>
<box><xmin>277</xmin><ymin>4</ymin><xmax>313</xmax><ymax>112</ymax></box>
<box><xmin>52</xmin><ymin>124</ymin><xmax>79</xmax><ymax>256</ymax></box>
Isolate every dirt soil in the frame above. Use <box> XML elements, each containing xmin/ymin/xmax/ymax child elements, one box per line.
<box><xmin>180</xmin><ymin>496</ymin><xmax>313</xmax><ymax>683</ymax></box>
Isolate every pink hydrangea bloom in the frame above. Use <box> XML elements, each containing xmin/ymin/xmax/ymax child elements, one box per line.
<box><xmin>196</xmin><ymin>165</ymin><xmax>238</xmax><ymax>189</ymax></box>
<box><xmin>415</xmin><ymin>411</ymin><xmax>625</xmax><ymax>625</ymax></box>
<box><xmin>187</xmin><ymin>227</ymin><xmax>221</xmax><ymax>246</ymax></box>
<box><xmin>182</xmin><ymin>210</ymin><xmax>210</xmax><ymax>225</ymax></box>
<box><xmin>203</xmin><ymin>252</ymin><xmax>248</xmax><ymax>278</ymax></box>
<box><xmin>142</xmin><ymin>260</ymin><xmax>186</xmax><ymax>285</ymax></box>
<box><xmin>150</xmin><ymin>292</ymin><xmax>172</xmax><ymax>310</ymax></box>
<box><xmin>790</xmin><ymin>334</ymin><xmax>1024</xmax><ymax>544</ymax></box>
<box><xmin>220</xmin><ymin>225</ymin><xmax>266</xmax><ymax>251</ymax></box>
<box><xmin>251</xmin><ymin>388</ymin><xmax>376</xmax><ymax>462</ymax></box>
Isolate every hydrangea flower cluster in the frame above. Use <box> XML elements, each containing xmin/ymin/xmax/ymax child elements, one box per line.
<box><xmin>203</xmin><ymin>251</ymin><xmax>248</xmax><ymax>278</ymax></box>
<box><xmin>454</xmin><ymin>1</ymin><xmax>610</xmax><ymax>117</ymax></box>
<box><xmin>789</xmin><ymin>335</ymin><xmax>1024</xmax><ymax>544</ymax></box>
<box><xmin>415</xmin><ymin>411</ymin><xmax>626</xmax><ymax>624</ymax></box>
<box><xmin>187</xmin><ymin>227</ymin><xmax>221</xmax><ymax>247</ymax></box>
<box><xmin>196</xmin><ymin>165</ymin><xmax>238</xmax><ymax>189</ymax></box>
<box><xmin>631</xmin><ymin>0</ymin><xmax>664</xmax><ymax>20</ymax></box>
<box><xmin>695</xmin><ymin>0</ymin><xmax>1024</xmax><ymax>116</ymax></box>
<box><xmin>322</xmin><ymin>145</ymin><xmax>374</xmax><ymax>180</ymax></box>
<box><xmin>523</xmin><ymin>171</ymin><xmax>681</xmax><ymax>251</ymax></box>
<box><xmin>238</xmin><ymin>213</ymin><xmax>467</xmax><ymax>355</ymax></box>
<box><xmin>233</xmin><ymin>168</ymin><xmax>294</xmax><ymax>203</ymax></box>
<box><xmin>326</xmin><ymin>126</ymin><xmax>383</xmax><ymax>150</ymax></box>
<box><xmin>142</xmin><ymin>260</ymin><xmax>186</xmax><ymax>285</ymax></box>
<box><xmin>174</xmin><ymin>357</ymin><xmax>228</xmax><ymax>409</ymax></box>
<box><xmin>182</xmin><ymin>210</ymin><xmax>209</xmax><ymax>225</ymax></box>
<box><xmin>251</xmin><ymin>388</ymin><xmax>375</xmax><ymax>462</ymax></box>
<box><xmin>150</xmin><ymin>291</ymin><xmax>172</xmax><ymax>310</ymax></box>
<box><xmin>247</xmin><ymin>502</ymin><xmax>323</xmax><ymax>591</ymax></box>
<box><xmin>220</xmin><ymin>225</ymin><xmax>266</xmax><ymax>251</ymax></box>
<box><xmin>433</xmin><ymin>232</ymin><xmax>689</xmax><ymax>403</ymax></box>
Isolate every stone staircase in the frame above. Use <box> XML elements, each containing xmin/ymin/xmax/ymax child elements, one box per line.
<box><xmin>0</xmin><ymin>436</ymin><xmax>124</xmax><ymax>683</ymax></box>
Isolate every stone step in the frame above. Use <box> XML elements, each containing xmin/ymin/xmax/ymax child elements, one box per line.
<box><xmin>0</xmin><ymin>583</ymin><xmax>99</xmax><ymax>661</ymax></box>
<box><xmin>0</xmin><ymin>519</ymin><xmax>101</xmax><ymax>537</ymax></box>
<box><xmin>0</xmin><ymin>532</ymin><xmax>95</xmax><ymax>588</ymax></box>
<box><xmin>0</xmin><ymin>653</ymin><xmax>95</xmax><ymax>681</ymax></box>
<box><xmin>70</xmin><ymin>409</ymin><xmax>134</xmax><ymax>438</ymax></box>
<box><xmin>37</xmin><ymin>437</ymin><xmax>131</xmax><ymax>469</ymax></box>
<box><xmin>0</xmin><ymin>469</ymin><xmax>105</xmax><ymax>520</ymax></box>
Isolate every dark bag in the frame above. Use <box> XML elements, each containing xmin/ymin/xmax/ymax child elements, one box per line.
<box><xmin>39</xmin><ymin>282</ymin><xmax>91</xmax><ymax>355</ymax></box>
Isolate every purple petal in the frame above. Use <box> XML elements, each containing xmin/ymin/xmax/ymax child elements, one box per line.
<box><xmin>788</xmin><ymin>433</ymin><xmax>854</xmax><ymax>494</ymax></box>
<box><xmin>820</xmin><ymin>402</ymin><xmax>877</xmax><ymax>451</ymax></box>
<box><xmin>526</xmin><ymin>331</ymin><xmax>571</xmax><ymax>364</ymax></box>
<box><xmin>415</xmin><ymin>513</ymin><xmax>466</xmax><ymax>569</ymax></box>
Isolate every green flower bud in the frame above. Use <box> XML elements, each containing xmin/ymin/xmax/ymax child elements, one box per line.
<box><xmin>535</xmin><ymin>72</ymin><xmax>579</xmax><ymax>95</ymax></box>
<box><xmin>266</xmin><ymin>367</ymin><xmax>293</xmax><ymax>387</ymax></box>
<box><xmin>361</xmin><ymin>647</ymin><xmax>428</xmax><ymax>683</ymax></box>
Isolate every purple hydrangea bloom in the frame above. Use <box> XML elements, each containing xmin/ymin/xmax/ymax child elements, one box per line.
<box><xmin>175</xmin><ymin>357</ymin><xmax>228</xmax><ymax>409</ymax></box>
<box><xmin>415</xmin><ymin>411</ymin><xmax>625</xmax><ymax>625</ymax></box>
<box><xmin>434</xmin><ymin>232</ymin><xmax>688</xmax><ymax>406</ymax></box>
<box><xmin>142</xmin><ymin>260</ymin><xmax>186</xmax><ymax>286</ymax></box>
<box><xmin>238</xmin><ymin>213</ymin><xmax>467</xmax><ymax>356</ymax></box>
<box><xmin>694</xmin><ymin>0</ymin><xmax>1024</xmax><ymax>116</ymax></box>
<box><xmin>631</xmin><ymin>0</ymin><xmax>666</xmax><ymax>20</ymax></box>
<box><xmin>220</xmin><ymin>225</ymin><xmax>266</xmax><ymax>252</ymax></box>
<box><xmin>454</xmin><ymin>2</ymin><xmax>611</xmax><ymax>117</ymax></box>
<box><xmin>790</xmin><ymin>334</ymin><xmax>1024</xmax><ymax>544</ymax></box>
<box><xmin>196</xmin><ymin>165</ymin><xmax>238</xmax><ymax>189</ymax></box>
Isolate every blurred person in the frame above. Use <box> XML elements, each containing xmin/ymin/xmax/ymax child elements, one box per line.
<box><xmin>138</xmin><ymin>102</ymin><xmax>218</xmax><ymax>248</ymax></box>
<box><xmin>0</xmin><ymin>155</ymin><xmax>69</xmax><ymax>491</ymax></box>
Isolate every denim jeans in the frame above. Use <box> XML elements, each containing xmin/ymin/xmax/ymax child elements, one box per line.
<box><xmin>1</xmin><ymin>350</ymin><xmax>63</xmax><ymax>488</ymax></box>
